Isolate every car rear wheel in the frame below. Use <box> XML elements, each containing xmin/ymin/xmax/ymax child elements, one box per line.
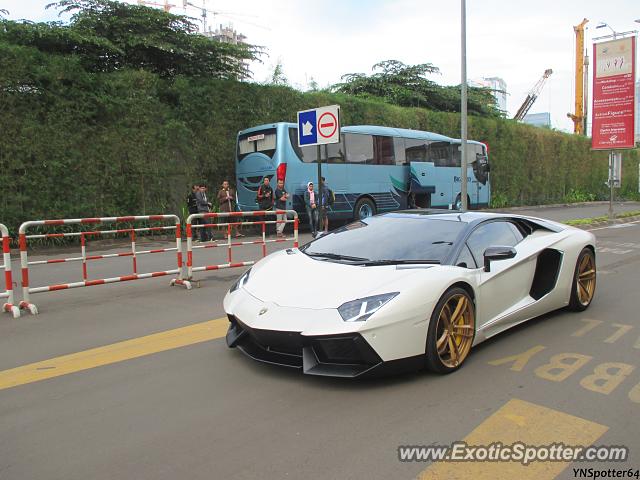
<box><xmin>568</xmin><ymin>248</ymin><xmax>596</xmax><ymax>311</ymax></box>
<box><xmin>353</xmin><ymin>197</ymin><xmax>376</xmax><ymax>220</ymax></box>
<box><xmin>425</xmin><ymin>287</ymin><xmax>475</xmax><ymax>374</ymax></box>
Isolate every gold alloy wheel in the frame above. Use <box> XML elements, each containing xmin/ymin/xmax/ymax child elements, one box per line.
<box><xmin>435</xmin><ymin>294</ymin><xmax>475</xmax><ymax>368</ymax></box>
<box><xmin>577</xmin><ymin>253</ymin><xmax>596</xmax><ymax>306</ymax></box>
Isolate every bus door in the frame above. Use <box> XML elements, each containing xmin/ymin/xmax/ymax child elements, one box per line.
<box><xmin>409</xmin><ymin>162</ymin><xmax>436</xmax><ymax>207</ymax></box>
<box><xmin>405</xmin><ymin>139</ymin><xmax>435</xmax><ymax>208</ymax></box>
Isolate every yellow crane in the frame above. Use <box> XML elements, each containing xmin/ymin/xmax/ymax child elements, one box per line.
<box><xmin>136</xmin><ymin>0</ymin><xmax>177</xmax><ymax>13</ymax></box>
<box><xmin>567</xmin><ymin>18</ymin><xmax>589</xmax><ymax>135</ymax></box>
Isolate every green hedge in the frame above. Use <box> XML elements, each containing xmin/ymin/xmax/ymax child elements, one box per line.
<box><xmin>1</xmin><ymin>48</ymin><xmax>638</xmax><ymax>235</ymax></box>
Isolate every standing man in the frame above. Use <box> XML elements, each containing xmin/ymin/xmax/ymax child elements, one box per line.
<box><xmin>217</xmin><ymin>180</ymin><xmax>243</xmax><ymax>237</ymax></box>
<box><xmin>187</xmin><ymin>184</ymin><xmax>199</xmax><ymax>217</ymax></box>
<box><xmin>256</xmin><ymin>176</ymin><xmax>274</xmax><ymax>235</ymax></box>
<box><xmin>195</xmin><ymin>184</ymin><xmax>212</xmax><ymax>242</ymax></box>
<box><xmin>274</xmin><ymin>179</ymin><xmax>289</xmax><ymax>238</ymax></box>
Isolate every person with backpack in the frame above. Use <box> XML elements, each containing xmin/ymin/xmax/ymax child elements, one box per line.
<box><xmin>256</xmin><ymin>176</ymin><xmax>274</xmax><ymax>235</ymax></box>
<box><xmin>318</xmin><ymin>177</ymin><xmax>334</xmax><ymax>235</ymax></box>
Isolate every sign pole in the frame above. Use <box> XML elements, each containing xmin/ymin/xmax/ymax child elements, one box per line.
<box><xmin>609</xmin><ymin>151</ymin><xmax>614</xmax><ymax>220</ymax></box>
<box><xmin>460</xmin><ymin>0</ymin><xmax>468</xmax><ymax>211</ymax></box>
<box><xmin>317</xmin><ymin>144</ymin><xmax>322</xmax><ymax>225</ymax></box>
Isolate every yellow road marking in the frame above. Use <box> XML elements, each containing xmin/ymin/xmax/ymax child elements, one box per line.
<box><xmin>418</xmin><ymin>398</ymin><xmax>608</xmax><ymax>480</ymax></box>
<box><xmin>0</xmin><ymin>317</ymin><xmax>228</xmax><ymax>391</ymax></box>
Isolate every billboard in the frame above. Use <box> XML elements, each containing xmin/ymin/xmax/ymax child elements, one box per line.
<box><xmin>592</xmin><ymin>36</ymin><xmax>636</xmax><ymax>150</ymax></box>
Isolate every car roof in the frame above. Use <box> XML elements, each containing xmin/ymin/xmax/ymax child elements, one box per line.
<box><xmin>383</xmin><ymin>210</ymin><xmax>504</xmax><ymax>222</ymax></box>
<box><xmin>381</xmin><ymin>209</ymin><xmax>566</xmax><ymax>232</ymax></box>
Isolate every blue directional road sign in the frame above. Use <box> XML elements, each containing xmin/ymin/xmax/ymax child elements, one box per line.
<box><xmin>297</xmin><ymin>105</ymin><xmax>340</xmax><ymax>147</ymax></box>
<box><xmin>297</xmin><ymin>109</ymin><xmax>317</xmax><ymax>146</ymax></box>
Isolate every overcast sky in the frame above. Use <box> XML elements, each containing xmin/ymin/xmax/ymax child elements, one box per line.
<box><xmin>2</xmin><ymin>0</ymin><xmax>638</xmax><ymax>132</ymax></box>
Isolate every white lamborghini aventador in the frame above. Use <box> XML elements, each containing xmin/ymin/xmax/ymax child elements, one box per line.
<box><xmin>223</xmin><ymin>211</ymin><xmax>596</xmax><ymax>377</ymax></box>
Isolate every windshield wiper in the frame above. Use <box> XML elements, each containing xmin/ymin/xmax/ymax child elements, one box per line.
<box><xmin>305</xmin><ymin>252</ymin><xmax>369</xmax><ymax>262</ymax></box>
<box><xmin>356</xmin><ymin>259</ymin><xmax>441</xmax><ymax>266</ymax></box>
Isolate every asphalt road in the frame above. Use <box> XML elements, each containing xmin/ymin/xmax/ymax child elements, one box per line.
<box><xmin>1</xmin><ymin>203</ymin><xmax>640</xmax><ymax>480</ymax></box>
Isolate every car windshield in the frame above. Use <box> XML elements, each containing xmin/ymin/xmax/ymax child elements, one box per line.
<box><xmin>301</xmin><ymin>216</ymin><xmax>466</xmax><ymax>264</ymax></box>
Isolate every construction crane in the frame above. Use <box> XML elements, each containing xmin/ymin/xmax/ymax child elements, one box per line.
<box><xmin>513</xmin><ymin>69</ymin><xmax>553</xmax><ymax>121</ymax></box>
<box><xmin>567</xmin><ymin>18</ymin><xmax>589</xmax><ymax>135</ymax></box>
<box><xmin>182</xmin><ymin>1</ymin><xmax>267</xmax><ymax>33</ymax></box>
<box><xmin>137</xmin><ymin>0</ymin><xmax>177</xmax><ymax>12</ymax></box>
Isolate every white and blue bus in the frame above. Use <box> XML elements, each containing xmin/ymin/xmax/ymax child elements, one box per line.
<box><xmin>235</xmin><ymin>123</ymin><xmax>490</xmax><ymax>221</ymax></box>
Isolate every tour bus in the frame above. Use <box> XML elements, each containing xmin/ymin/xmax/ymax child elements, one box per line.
<box><xmin>235</xmin><ymin>122</ymin><xmax>490</xmax><ymax>221</ymax></box>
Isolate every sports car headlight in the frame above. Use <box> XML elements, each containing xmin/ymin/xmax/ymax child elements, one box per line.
<box><xmin>337</xmin><ymin>292</ymin><xmax>399</xmax><ymax>322</ymax></box>
<box><xmin>229</xmin><ymin>268</ymin><xmax>252</xmax><ymax>293</ymax></box>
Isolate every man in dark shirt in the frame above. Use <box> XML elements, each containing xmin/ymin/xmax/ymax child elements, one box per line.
<box><xmin>274</xmin><ymin>179</ymin><xmax>289</xmax><ymax>238</ymax></box>
<box><xmin>256</xmin><ymin>176</ymin><xmax>274</xmax><ymax>235</ymax></box>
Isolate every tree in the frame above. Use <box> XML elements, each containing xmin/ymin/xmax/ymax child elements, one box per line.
<box><xmin>332</xmin><ymin>59</ymin><xmax>502</xmax><ymax>118</ymax></box>
<box><xmin>0</xmin><ymin>0</ymin><xmax>259</xmax><ymax>79</ymax></box>
<box><xmin>268</xmin><ymin>58</ymin><xmax>288</xmax><ymax>86</ymax></box>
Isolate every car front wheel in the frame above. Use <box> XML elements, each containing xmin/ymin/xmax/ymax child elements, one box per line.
<box><xmin>568</xmin><ymin>248</ymin><xmax>596</xmax><ymax>311</ymax></box>
<box><xmin>425</xmin><ymin>287</ymin><xmax>475</xmax><ymax>374</ymax></box>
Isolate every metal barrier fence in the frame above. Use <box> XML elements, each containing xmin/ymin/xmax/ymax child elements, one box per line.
<box><xmin>19</xmin><ymin>215</ymin><xmax>183</xmax><ymax>314</ymax></box>
<box><xmin>172</xmin><ymin>210</ymin><xmax>298</xmax><ymax>289</ymax></box>
<box><xmin>1</xmin><ymin>224</ymin><xmax>20</xmax><ymax>318</ymax></box>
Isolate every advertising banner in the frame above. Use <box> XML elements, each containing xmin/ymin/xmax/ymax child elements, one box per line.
<box><xmin>592</xmin><ymin>36</ymin><xmax>636</xmax><ymax>150</ymax></box>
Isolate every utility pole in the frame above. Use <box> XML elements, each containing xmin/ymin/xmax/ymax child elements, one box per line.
<box><xmin>460</xmin><ymin>0</ymin><xmax>468</xmax><ymax>211</ymax></box>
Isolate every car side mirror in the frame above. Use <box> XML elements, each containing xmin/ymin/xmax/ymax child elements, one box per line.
<box><xmin>483</xmin><ymin>246</ymin><xmax>516</xmax><ymax>272</ymax></box>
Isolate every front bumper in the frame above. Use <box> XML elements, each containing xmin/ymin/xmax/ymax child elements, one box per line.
<box><xmin>226</xmin><ymin>315</ymin><xmax>386</xmax><ymax>377</ymax></box>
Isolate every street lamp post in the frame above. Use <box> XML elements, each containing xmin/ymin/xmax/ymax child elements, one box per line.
<box><xmin>460</xmin><ymin>0</ymin><xmax>468</xmax><ymax>211</ymax></box>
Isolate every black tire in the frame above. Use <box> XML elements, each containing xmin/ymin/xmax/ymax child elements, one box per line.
<box><xmin>353</xmin><ymin>197</ymin><xmax>376</xmax><ymax>221</ymax></box>
<box><xmin>425</xmin><ymin>287</ymin><xmax>476</xmax><ymax>374</ymax></box>
<box><xmin>568</xmin><ymin>248</ymin><xmax>597</xmax><ymax>312</ymax></box>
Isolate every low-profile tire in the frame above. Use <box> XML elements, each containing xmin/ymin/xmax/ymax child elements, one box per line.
<box><xmin>353</xmin><ymin>197</ymin><xmax>376</xmax><ymax>220</ymax></box>
<box><xmin>425</xmin><ymin>287</ymin><xmax>475</xmax><ymax>374</ymax></box>
<box><xmin>568</xmin><ymin>247</ymin><xmax>596</xmax><ymax>312</ymax></box>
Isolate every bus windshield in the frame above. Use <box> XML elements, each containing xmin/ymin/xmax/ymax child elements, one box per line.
<box><xmin>237</xmin><ymin>128</ymin><xmax>277</xmax><ymax>161</ymax></box>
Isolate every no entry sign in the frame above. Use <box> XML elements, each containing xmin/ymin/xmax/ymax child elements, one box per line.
<box><xmin>297</xmin><ymin>105</ymin><xmax>341</xmax><ymax>147</ymax></box>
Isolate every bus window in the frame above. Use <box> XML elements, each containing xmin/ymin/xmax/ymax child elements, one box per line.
<box><xmin>428</xmin><ymin>141</ymin><xmax>453</xmax><ymax>167</ymax></box>
<box><xmin>404</xmin><ymin>138</ymin><xmax>429</xmax><ymax>162</ymax></box>
<box><xmin>345</xmin><ymin>133</ymin><xmax>374</xmax><ymax>164</ymax></box>
<box><xmin>326</xmin><ymin>140</ymin><xmax>346</xmax><ymax>163</ymax></box>
<box><xmin>394</xmin><ymin>137</ymin><xmax>406</xmax><ymax>165</ymax></box>
<box><xmin>374</xmin><ymin>136</ymin><xmax>395</xmax><ymax>165</ymax></box>
<box><xmin>237</xmin><ymin>128</ymin><xmax>277</xmax><ymax>161</ymax></box>
<box><xmin>288</xmin><ymin>128</ymin><xmax>318</xmax><ymax>163</ymax></box>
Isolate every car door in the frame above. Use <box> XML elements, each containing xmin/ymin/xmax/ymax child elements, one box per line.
<box><xmin>465</xmin><ymin>220</ymin><xmax>537</xmax><ymax>333</ymax></box>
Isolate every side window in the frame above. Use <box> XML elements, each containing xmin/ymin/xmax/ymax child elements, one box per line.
<box><xmin>450</xmin><ymin>144</ymin><xmax>462</xmax><ymax>168</ymax></box>
<box><xmin>374</xmin><ymin>136</ymin><xmax>395</xmax><ymax>165</ymax></box>
<box><xmin>405</xmin><ymin>138</ymin><xmax>429</xmax><ymax>162</ymax></box>
<box><xmin>428</xmin><ymin>141</ymin><xmax>453</xmax><ymax>167</ymax></box>
<box><xmin>456</xmin><ymin>244</ymin><xmax>477</xmax><ymax>269</ymax></box>
<box><xmin>289</xmin><ymin>128</ymin><xmax>318</xmax><ymax>163</ymax></box>
<box><xmin>326</xmin><ymin>139</ymin><xmax>345</xmax><ymax>163</ymax></box>
<box><xmin>466</xmin><ymin>221</ymin><xmax>520</xmax><ymax>266</ymax></box>
<box><xmin>345</xmin><ymin>134</ymin><xmax>374</xmax><ymax>164</ymax></box>
<box><xmin>394</xmin><ymin>137</ymin><xmax>406</xmax><ymax>165</ymax></box>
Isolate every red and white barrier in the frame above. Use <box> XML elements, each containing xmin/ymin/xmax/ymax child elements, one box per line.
<box><xmin>1</xmin><ymin>224</ymin><xmax>19</xmax><ymax>318</ymax></box>
<box><xmin>171</xmin><ymin>210</ymin><xmax>298</xmax><ymax>289</ymax></box>
<box><xmin>19</xmin><ymin>215</ymin><xmax>183</xmax><ymax>314</ymax></box>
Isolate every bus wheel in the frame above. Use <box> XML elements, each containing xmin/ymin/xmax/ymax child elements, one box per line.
<box><xmin>454</xmin><ymin>194</ymin><xmax>471</xmax><ymax>211</ymax></box>
<box><xmin>354</xmin><ymin>198</ymin><xmax>376</xmax><ymax>220</ymax></box>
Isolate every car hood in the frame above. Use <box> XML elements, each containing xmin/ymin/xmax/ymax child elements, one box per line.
<box><xmin>243</xmin><ymin>249</ymin><xmax>431</xmax><ymax>309</ymax></box>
